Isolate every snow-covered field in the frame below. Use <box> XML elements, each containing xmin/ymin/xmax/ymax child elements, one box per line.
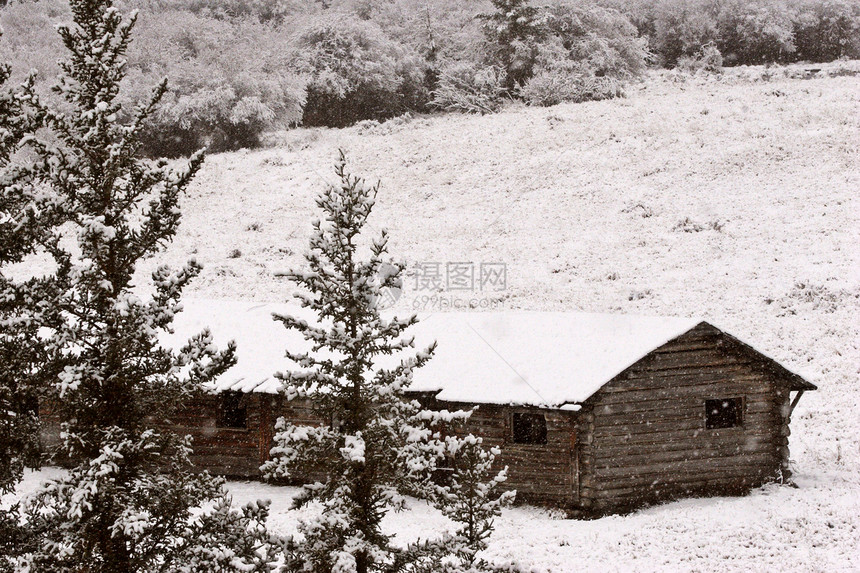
<box><xmin>11</xmin><ymin>63</ymin><xmax>860</xmax><ymax>570</ymax></box>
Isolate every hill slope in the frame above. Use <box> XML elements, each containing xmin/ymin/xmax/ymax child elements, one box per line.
<box><xmin>146</xmin><ymin>67</ymin><xmax>859</xmax><ymax>570</ymax></box>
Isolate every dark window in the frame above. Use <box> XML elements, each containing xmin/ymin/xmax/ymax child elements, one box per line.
<box><xmin>218</xmin><ymin>391</ymin><xmax>247</xmax><ymax>429</ymax></box>
<box><xmin>512</xmin><ymin>412</ymin><xmax>547</xmax><ymax>444</ymax></box>
<box><xmin>705</xmin><ymin>398</ymin><xmax>742</xmax><ymax>429</ymax></box>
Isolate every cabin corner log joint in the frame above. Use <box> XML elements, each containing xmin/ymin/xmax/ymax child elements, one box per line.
<box><xmin>39</xmin><ymin>301</ymin><xmax>816</xmax><ymax>516</ymax></box>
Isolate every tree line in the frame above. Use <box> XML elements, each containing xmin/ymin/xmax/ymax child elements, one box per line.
<box><xmin>0</xmin><ymin>0</ymin><xmax>855</xmax><ymax>156</ymax></box>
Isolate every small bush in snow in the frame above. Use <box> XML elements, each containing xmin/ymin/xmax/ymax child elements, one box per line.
<box><xmin>473</xmin><ymin>0</ymin><xmax>646</xmax><ymax>108</ymax></box>
<box><xmin>295</xmin><ymin>16</ymin><xmax>429</xmax><ymax>127</ymax></box>
<box><xmin>677</xmin><ymin>44</ymin><xmax>724</xmax><ymax>74</ymax></box>
<box><xmin>432</xmin><ymin>436</ymin><xmax>516</xmax><ymax>569</ymax></box>
<box><xmin>431</xmin><ymin>62</ymin><xmax>509</xmax><ymax>114</ymax></box>
<box><xmin>520</xmin><ymin>40</ymin><xmax>626</xmax><ymax>106</ymax></box>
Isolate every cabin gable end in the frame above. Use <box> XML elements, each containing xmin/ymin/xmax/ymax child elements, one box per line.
<box><xmin>577</xmin><ymin>321</ymin><xmax>800</xmax><ymax>514</ymax></box>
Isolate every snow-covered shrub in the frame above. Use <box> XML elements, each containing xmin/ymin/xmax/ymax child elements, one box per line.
<box><xmin>0</xmin><ymin>0</ymin><xmax>304</xmax><ymax>158</ymax></box>
<box><xmin>607</xmin><ymin>0</ymin><xmax>792</xmax><ymax>67</ymax></box>
<box><xmin>677</xmin><ymin>43</ymin><xmax>724</xmax><ymax>73</ymax></box>
<box><xmin>474</xmin><ymin>1</ymin><xmax>646</xmax><ymax>107</ymax></box>
<box><xmin>644</xmin><ymin>0</ymin><xmax>721</xmax><ymax>67</ymax></box>
<box><xmin>715</xmin><ymin>0</ymin><xmax>797</xmax><ymax>65</ymax></box>
<box><xmin>431</xmin><ymin>62</ymin><xmax>510</xmax><ymax>114</ymax></box>
<box><xmin>792</xmin><ymin>0</ymin><xmax>860</xmax><ymax>62</ymax></box>
<box><xmin>544</xmin><ymin>3</ymin><xmax>650</xmax><ymax>80</ymax></box>
<box><xmin>519</xmin><ymin>37</ymin><xmax>627</xmax><ymax>106</ymax></box>
<box><xmin>142</xmin><ymin>0</ymin><xmax>306</xmax><ymax>24</ymax></box>
<box><xmin>128</xmin><ymin>10</ymin><xmax>305</xmax><ymax>157</ymax></box>
<box><xmin>295</xmin><ymin>16</ymin><xmax>429</xmax><ymax>127</ymax></box>
<box><xmin>609</xmin><ymin>0</ymin><xmax>858</xmax><ymax>67</ymax></box>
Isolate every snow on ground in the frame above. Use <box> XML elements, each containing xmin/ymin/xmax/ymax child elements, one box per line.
<box><xmin>226</xmin><ymin>469</ymin><xmax>860</xmax><ymax>572</ymax></box>
<box><xmin>10</xmin><ymin>63</ymin><xmax>860</xmax><ymax>570</ymax></box>
<box><xmin>12</xmin><ymin>464</ymin><xmax>858</xmax><ymax>572</ymax></box>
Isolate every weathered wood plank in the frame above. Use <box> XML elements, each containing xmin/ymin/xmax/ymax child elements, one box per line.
<box><xmin>593</xmin><ymin>424</ymin><xmax>775</xmax><ymax>446</ymax></box>
<box><xmin>593</xmin><ymin>433</ymin><xmax>775</xmax><ymax>457</ymax></box>
<box><xmin>590</xmin><ymin>475</ymin><xmax>765</xmax><ymax>501</ymax></box>
<box><xmin>592</xmin><ymin>467</ymin><xmax>779</xmax><ymax>496</ymax></box>
<box><xmin>591</xmin><ymin>468</ymin><xmax>779</xmax><ymax>499</ymax></box>
<box><xmin>590</xmin><ymin>404</ymin><xmax>776</xmax><ymax>430</ymax></box>
<box><xmin>593</xmin><ymin>442</ymin><xmax>774</xmax><ymax>469</ymax></box>
<box><xmin>649</xmin><ymin>338</ymin><xmax>725</xmax><ymax>354</ymax></box>
<box><xmin>593</xmin><ymin>389</ymin><xmax>773</xmax><ymax>413</ymax></box>
<box><xmin>592</xmin><ymin>452</ymin><xmax>779</xmax><ymax>480</ymax></box>
<box><xmin>598</xmin><ymin>377</ymin><xmax>770</xmax><ymax>399</ymax></box>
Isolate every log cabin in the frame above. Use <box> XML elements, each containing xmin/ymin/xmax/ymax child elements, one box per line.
<box><xmin>41</xmin><ymin>299</ymin><xmax>816</xmax><ymax>516</ymax></box>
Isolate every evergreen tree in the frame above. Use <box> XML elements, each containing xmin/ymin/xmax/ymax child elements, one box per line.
<box><xmin>262</xmin><ymin>152</ymin><xmax>512</xmax><ymax>573</ymax></box>
<box><xmin>1</xmin><ymin>1</ymin><xmax>280</xmax><ymax>570</ymax></box>
<box><xmin>479</xmin><ymin>0</ymin><xmax>546</xmax><ymax>89</ymax></box>
<box><xmin>431</xmin><ymin>436</ymin><xmax>515</xmax><ymax>571</ymax></box>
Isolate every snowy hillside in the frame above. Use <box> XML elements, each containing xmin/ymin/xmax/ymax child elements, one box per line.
<box><xmin>14</xmin><ymin>64</ymin><xmax>860</xmax><ymax>571</ymax></box>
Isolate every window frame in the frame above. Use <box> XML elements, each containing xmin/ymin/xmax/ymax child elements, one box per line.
<box><xmin>510</xmin><ymin>411</ymin><xmax>548</xmax><ymax>445</ymax></box>
<box><xmin>704</xmin><ymin>397</ymin><xmax>744</xmax><ymax>430</ymax></box>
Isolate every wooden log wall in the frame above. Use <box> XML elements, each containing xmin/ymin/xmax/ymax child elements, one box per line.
<box><xmin>267</xmin><ymin>397</ymin><xmax>581</xmax><ymax>501</ymax></box>
<box><xmin>580</xmin><ymin>324</ymin><xmax>788</xmax><ymax>513</ymax></box>
<box><xmin>40</xmin><ymin>394</ymin><xmax>278</xmax><ymax>477</ymax></box>
<box><xmin>174</xmin><ymin>393</ymin><xmax>268</xmax><ymax>477</ymax></box>
<box><xmin>439</xmin><ymin>402</ymin><xmax>579</xmax><ymax>506</ymax></box>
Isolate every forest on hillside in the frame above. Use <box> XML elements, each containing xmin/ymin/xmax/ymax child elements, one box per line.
<box><xmin>1</xmin><ymin>0</ymin><xmax>858</xmax><ymax>156</ymax></box>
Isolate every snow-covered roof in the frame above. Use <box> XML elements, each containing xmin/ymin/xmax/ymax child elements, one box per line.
<box><xmin>408</xmin><ymin>312</ymin><xmax>700</xmax><ymax>406</ymax></box>
<box><xmin>163</xmin><ymin>299</ymin><xmax>709</xmax><ymax>407</ymax></box>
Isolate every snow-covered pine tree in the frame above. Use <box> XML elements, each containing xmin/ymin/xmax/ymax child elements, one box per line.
<box><xmin>432</xmin><ymin>436</ymin><xmax>515</xmax><ymax>571</ymax></box>
<box><xmin>262</xmin><ymin>152</ymin><xmax>443</xmax><ymax>572</ymax></box>
<box><xmin>479</xmin><ymin>0</ymin><xmax>546</xmax><ymax>90</ymax></box>
<box><xmin>262</xmin><ymin>152</ymin><xmax>513</xmax><ymax>573</ymax></box>
<box><xmin>5</xmin><ymin>2</ymin><xmax>280</xmax><ymax>571</ymax></box>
